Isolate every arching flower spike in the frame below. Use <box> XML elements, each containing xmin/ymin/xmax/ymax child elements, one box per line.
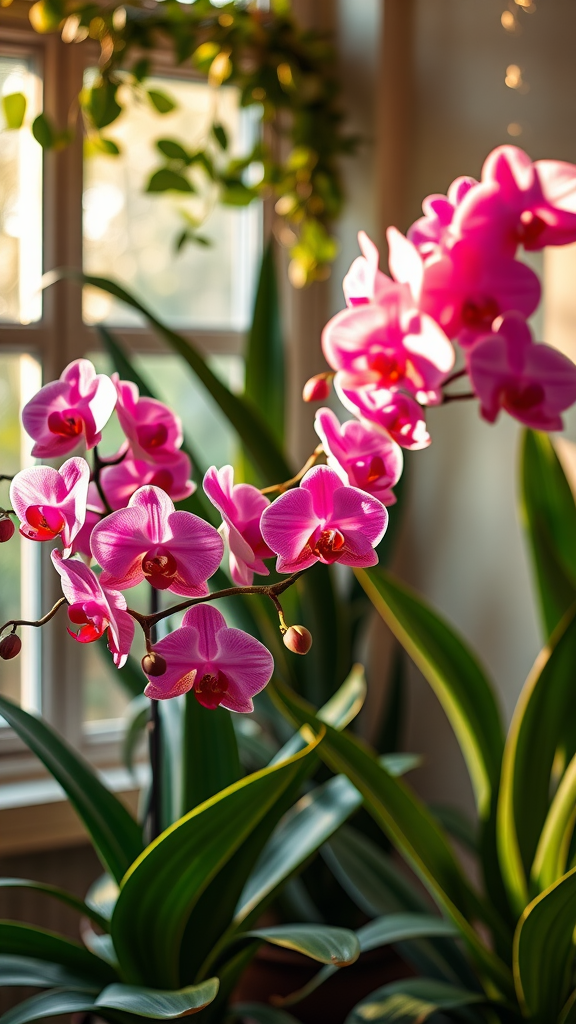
<box><xmin>112</xmin><ymin>375</ymin><xmax>184</xmax><ymax>464</ymax></box>
<box><xmin>203</xmin><ymin>466</ymin><xmax>273</xmax><ymax>586</ymax></box>
<box><xmin>10</xmin><ymin>457</ymin><xmax>90</xmax><ymax>555</ymax></box>
<box><xmin>91</xmin><ymin>485</ymin><xmax>223</xmax><ymax>597</ymax></box>
<box><xmin>260</xmin><ymin>464</ymin><xmax>387</xmax><ymax>574</ymax></box>
<box><xmin>51</xmin><ymin>550</ymin><xmax>134</xmax><ymax>668</ymax></box>
<box><xmin>142</xmin><ymin>603</ymin><xmax>274</xmax><ymax>710</ymax></box>
<box><xmin>467</xmin><ymin>312</ymin><xmax>576</xmax><ymax>431</ymax></box>
<box><xmin>22</xmin><ymin>359</ymin><xmax>116</xmax><ymax>459</ymax></box>
<box><xmin>314</xmin><ymin>408</ymin><xmax>403</xmax><ymax>505</ymax></box>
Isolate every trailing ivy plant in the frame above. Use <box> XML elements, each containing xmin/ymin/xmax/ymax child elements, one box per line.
<box><xmin>5</xmin><ymin>0</ymin><xmax>356</xmax><ymax>285</ymax></box>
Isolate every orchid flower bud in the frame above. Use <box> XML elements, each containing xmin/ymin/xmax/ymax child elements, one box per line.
<box><xmin>0</xmin><ymin>517</ymin><xmax>15</xmax><ymax>543</ymax></box>
<box><xmin>0</xmin><ymin>633</ymin><xmax>21</xmax><ymax>660</ymax></box>
<box><xmin>283</xmin><ymin>625</ymin><xmax>313</xmax><ymax>655</ymax></box>
<box><xmin>142</xmin><ymin>651</ymin><xmax>167</xmax><ymax>677</ymax></box>
<box><xmin>303</xmin><ymin>374</ymin><xmax>332</xmax><ymax>403</ymax></box>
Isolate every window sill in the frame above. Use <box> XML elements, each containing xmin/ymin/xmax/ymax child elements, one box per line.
<box><xmin>0</xmin><ymin>764</ymin><xmax>148</xmax><ymax>857</ymax></box>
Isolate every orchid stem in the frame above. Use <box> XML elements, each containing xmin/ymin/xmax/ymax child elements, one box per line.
<box><xmin>92</xmin><ymin>447</ymin><xmax>113</xmax><ymax>516</ymax></box>
<box><xmin>268</xmin><ymin>593</ymin><xmax>288</xmax><ymax>633</ymax></box>
<box><xmin>444</xmin><ymin>368</ymin><xmax>468</xmax><ymax>386</ymax></box>
<box><xmin>261</xmin><ymin>445</ymin><xmax>324</xmax><ymax>495</ymax></box>
<box><xmin>0</xmin><ymin>597</ymin><xmax>67</xmax><ymax>637</ymax></box>
<box><xmin>147</xmin><ymin>588</ymin><xmax>162</xmax><ymax>845</ymax></box>
<box><xmin>442</xmin><ymin>392</ymin><xmax>476</xmax><ymax>404</ymax></box>
<box><xmin>0</xmin><ymin>475</ymin><xmax>14</xmax><ymax>483</ymax></box>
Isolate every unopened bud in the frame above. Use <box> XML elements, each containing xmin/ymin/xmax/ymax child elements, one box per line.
<box><xmin>303</xmin><ymin>374</ymin><xmax>332</xmax><ymax>403</ymax></box>
<box><xmin>0</xmin><ymin>633</ymin><xmax>21</xmax><ymax>660</ymax></box>
<box><xmin>141</xmin><ymin>651</ymin><xmax>167</xmax><ymax>677</ymax></box>
<box><xmin>283</xmin><ymin>625</ymin><xmax>313</xmax><ymax>655</ymax></box>
<box><xmin>0</xmin><ymin>518</ymin><xmax>15</xmax><ymax>543</ymax></box>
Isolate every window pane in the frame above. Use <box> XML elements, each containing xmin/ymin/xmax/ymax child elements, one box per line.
<box><xmin>0</xmin><ymin>56</ymin><xmax>43</xmax><ymax>324</ymax></box>
<box><xmin>0</xmin><ymin>355</ymin><xmax>42</xmax><ymax>711</ymax></box>
<box><xmin>82</xmin><ymin>75</ymin><xmax>261</xmax><ymax>330</ymax></box>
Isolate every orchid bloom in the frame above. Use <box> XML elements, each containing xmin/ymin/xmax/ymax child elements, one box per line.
<box><xmin>51</xmin><ymin>550</ymin><xmax>134</xmax><ymax>668</ymax></box>
<box><xmin>387</xmin><ymin>226</ymin><xmax>541</xmax><ymax>348</ymax></box>
<box><xmin>91</xmin><ymin>485</ymin><xmax>223</xmax><ymax>596</ymax></box>
<box><xmin>70</xmin><ymin>483</ymin><xmax>104</xmax><ymax>560</ymax></box>
<box><xmin>314</xmin><ymin>408</ymin><xmax>403</xmax><ymax>505</ymax></box>
<box><xmin>342</xmin><ymin>230</ymin><xmax>395</xmax><ymax>306</ymax></box>
<box><xmin>335</xmin><ymin>376</ymin><xmax>431</xmax><ymax>450</ymax></box>
<box><xmin>100</xmin><ymin>449</ymin><xmax>195</xmax><ymax>511</ymax></box>
<box><xmin>203</xmin><ymin>466</ymin><xmax>273</xmax><ymax>586</ymax></box>
<box><xmin>10</xmin><ymin>457</ymin><xmax>90</xmax><ymax>555</ymax></box>
<box><xmin>112</xmin><ymin>375</ymin><xmax>184</xmax><ymax>464</ymax></box>
<box><xmin>142</xmin><ymin>603</ymin><xmax>273</xmax><ymax>710</ymax></box>
<box><xmin>407</xmin><ymin>176</ymin><xmax>478</xmax><ymax>258</ymax></box>
<box><xmin>452</xmin><ymin>147</ymin><xmax>576</xmax><ymax>257</ymax></box>
<box><xmin>467</xmin><ymin>312</ymin><xmax>576</xmax><ymax>430</ymax></box>
<box><xmin>260</xmin><ymin>464</ymin><xmax>387</xmax><ymax>573</ymax></box>
<box><xmin>22</xmin><ymin>359</ymin><xmax>117</xmax><ymax>459</ymax></box>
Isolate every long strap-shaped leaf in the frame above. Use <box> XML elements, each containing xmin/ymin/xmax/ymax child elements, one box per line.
<box><xmin>0</xmin><ymin>879</ymin><xmax>108</xmax><ymax>931</ymax></box>
<box><xmin>0</xmin><ymin>955</ymin><xmax>100</xmax><ymax>992</ymax></box>
<box><xmin>111</xmin><ymin>732</ymin><xmax>323</xmax><ymax>988</ymax></box>
<box><xmin>513</xmin><ymin>865</ymin><xmax>576</xmax><ymax>1021</ymax></box>
<box><xmin>497</xmin><ymin>604</ymin><xmax>576</xmax><ymax>915</ymax></box>
<box><xmin>43</xmin><ymin>269</ymin><xmax>293</xmax><ymax>485</ymax></box>
<box><xmin>0</xmin><ymin>696</ymin><xmax>142</xmax><ymax>883</ymax></box>
<box><xmin>531</xmin><ymin>750</ymin><xmax>576</xmax><ymax>893</ymax></box>
<box><xmin>245</xmin><ymin>241</ymin><xmax>285</xmax><ymax>446</ymax></box>
<box><xmin>0</xmin><ymin>922</ymin><xmax>116</xmax><ymax>985</ymax></box>
<box><xmin>270</xmin><ymin>681</ymin><xmax>513</xmax><ymax>1000</ymax></box>
<box><xmin>345</xmin><ymin>978</ymin><xmax>489</xmax><ymax>1024</ymax></box>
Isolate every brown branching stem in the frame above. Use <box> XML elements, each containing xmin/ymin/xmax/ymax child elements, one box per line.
<box><xmin>443</xmin><ymin>368</ymin><xmax>468</xmax><ymax>387</ymax></box>
<box><xmin>261</xmin><ymin>446</ymin><xmax>324</xmax><ymax>496</ymax></box>
<box><xmin>442</xmin><ymin>392</ymin><xmax>476</xmax><ymax>404</ymax></box>
<box><xmin>91</xmin><ymin>446</ymin><xmax>128</xmax><ymax>517</ymax></box>
<box><xmin>0</xmin><ymin>597</ymin><xmax>67</xmax><ymax>637</ymax></box>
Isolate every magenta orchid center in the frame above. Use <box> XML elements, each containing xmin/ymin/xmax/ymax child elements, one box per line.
<box><xmin>25</xmin><ymin>506</ymin><xmax>66</xmax><ymax>539</ymax></box>
<box><xmin>367</xmin><ymin>350</ymin><xmax>405</xmax><ymax>385</ymax></box>
<box><xmin>195</xmin><ymin>669</ymin><xmax>230</xmax><ymax>710</ymax></box>
<box><xmin>461</xmin><ymin>296</ymin><xmax>500</xmax><ymax>329</ymax></box>
<box><xmin>499</xmin><ymin>381</ymin><xmax>545</xmax><ymax>412</ymax></box>
<box><xmin>149</xmin><ymin>468</ymin><xmax>174</xmax><ymax>491</ymax></box>
<box><xmin>141</xmin><ymin>547</ymin><xmax>179</xmax><ymax>589</ymax></box>
<box><xmin>312</xmin><ymin>527</ymin><xmax>346</xmax><ymax>564</ymax></box>
<box><xmin>67</xmin><ymin>604</ymin><xmax>108</xmax><ymax>644</ymax></box>
<box><xmin>47</xmin><ymin>409</ymin><xmax>84</xmax><ymax>439</ymax></box>
<box><xmin>517</xmin><ymin>211</ymin><xmax>547</xmax><ymax>246</ymax></box>
<box><xmin>137</xmin><ymin>423</ymin><xmax>169</xmax><ymax>451</ymax></box>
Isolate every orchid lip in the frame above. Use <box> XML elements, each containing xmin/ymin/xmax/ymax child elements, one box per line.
<box><xmin>25</xmin><ymin>505</ymin><xmax>66</xmax><ymax>539</ymax></box>
<box><xmin>195</xmin><ymin>669</ymin><xmax>230</xmax><ymax>709</ymax></box>
<box><xmin>142</xmin><ymin>547</ymin><xmax>179</xmax><ymax>589</ymax></box>
<box><xmin>312</xmin><ymin>528</ymin><xmax>346</xmax><ymax>564</ymax></box>
<box><xmin>47</xmin><ymin>409</ymin><xmax>84</xmax><ymax>438</ymax></box>
<box><xmin>137</xmin><ymin>422</ymin><xmax>169</xmax><ymax>450</ymax></box>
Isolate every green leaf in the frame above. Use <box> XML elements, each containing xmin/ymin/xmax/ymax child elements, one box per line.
<box><xmin>231</xmin><ymin>1006</ymin><xmax>300</xmax><ymax>1024</ymax></box>
<box><xmin>497</xmin><ymin>605</ymin><xmax>576</xmax><ymax>915</ymax></box>
<box><xmin>531</xmin><ymin>751</ymin><xmax>576</xmax><ymax>893</ymax></box>
<box><xmin>277</xmin><ymin>914</ymin><xmax>458</xmax><ymax>1008</ymax></box>
<box><xmin>122</xmin><ymin>694</ymin><xmax>149</xmax><ymax>773</ymax></box>
<box><xmin>2</xmin><ymin>92</ymin><xmax>26</xmax><ymax>129</ymax></box>
<box><xmin>356</xmin><ymin>568</ymin><xmax>503</xmax><ymax>822</ymax></box>
<box><xmin>0</xmin><ymin>922</ymin><xmax>116</xmax><ymax>985</ymax></box>
<box><xmin>270</xmin><ymin>681</ymin><xmax>513</xmax><ymax>999</ymax></box>
<box><xmin>85</xmin><ymin>873</ymin><xmax>119</xmax><ymax>922</ymax></box>
<box><xmin>429</xmin><ymin>805</ymin><xmax>478</xmax><ymax>855</ymax></box>
<box><xmin>345</xmin><ymin>978</ymin><xmax>486</xmax><ymax>1023</ymax></box>
<box><xmin>560</xmin><ymin>990</ymin><xmax>576</xmax><ymax>1024</ymax></box>
<box><xmin>110</xmin><ymin>732</ymin><xmax>323</xmax><ymax>987</ymax></box>
<box><xmin>32</xmin><ymin>113</ymin><xmax>54</xmax><ymax>149</ymax></box>
<box><xmin>44</xmin><ymin>270</ymin><xmax>293</xmax><ymax>485</ymax></box>
<box><xmin>182</xmin><ymin>695</ymin><xmax>240</xmax><ymax>813</ymax></box>
<box><xmin>521</xmin><ymin>429</ymin><xmax>576</xmax><ymax>639</ymax></box>
<box><xmin>245</xmin><ymin>242</ymin><xmax>284</xmax><ymax>445</ymax></box>
<box><xmin>0</xmin><ymin>879</ymin><xmax>108</xmax><ymax>932</ymax></box>
<box><xmin>156</xmin><ymin>138</ymin><xmax>189</xmax><ymax>161</ymax></box>
<box><xmin>148</xmin><ymin>89</ymin><xmax>176</xmax><ymax>114</ymax></box>
<box><xmin>0</xmin><ymin>990</ymin><xmax>98</xmax><ymax>1024</ymax></box>
<box><xmin>211</xmin><ymin>123</ymin><xmax>228</xmax><ymax>150</ymax></box>
<box><xmin>221</xmin><ymin>183</ymin><xmax>255</xmax><ymax>206</ymax></box>
<box><xmin>95</xmin><ymin>978</ymin><xmax>219</xmax><ymax>1017</ymax></box>
<box><xmin>513</xmin><ymin>865</ymin><xmax>576</xmax><ymax>1019</ymax></box>
<box><xmin>146</xmin><ymin>169</ymin><xmax>194</xmax><ymax>193</ymax></box>
<box><xmin>0</xmin><ymin>695</ymin><xmax>142</xmax><ymax>884</ymax></box>
<box><xmin>87</xmin><ymin>81</ymin><xmax>122</xmax><ymax>130</ymax></box>
<box><xmin>0</xmin><ymin>955</ymin><xmax>99</xmax><ymax>991</ymax></box>
<box><xmin>244</xmin><ymin>924</ymin><xmax>359</xmax><ymax>966</ymax></box>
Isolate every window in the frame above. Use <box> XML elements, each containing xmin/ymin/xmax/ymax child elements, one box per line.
<box><xmin>0</xmin><ymin>15</ymin><xmax>262</xmax><ymax>780</ymax></box>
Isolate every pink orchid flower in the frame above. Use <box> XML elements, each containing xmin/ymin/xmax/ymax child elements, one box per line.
<box><xmin>10</xmin><ymin>457</ymin><xmax>90</xmax><ymax>555</ymax></box>
<box><xmin>143</xmin><ymin>603</ymin><xmax>274</xmax><ymax>710</ymax></box>
<box><xmin>203</xmin><ymin>466</ymin><xmax>273</xmax><ymax>586</ymax></box>
<box><xmin>112</xmin><ymin>375</ymin><xmax>184</xmax><ymax>464</ymax></box>
<box><xmin>70</xmin><ymin>483</ymin><xmax>104</xmax><ymax>560</ymax></box>
<box><xmin>51</xmin><ymin>550</ymin><xmax>134</xmax><ymax>668</ymax></box>
<box><xmin>22</xmin><ymin>359</ymin><xmax>116</xmax><ymax>459</ymax></box>
<box><xmin>90</xmin><ymin>485</ymin><xmax>223</xmax><ymax>596</ymax></box>
<box><xmin>260</xmin><ymin>464</ymin><xmax>387</xmax><ymax>573</ymax></box>
<box><xmin>314</xmin><ymin>408</ymin><xmax>403</xmax><ymax>505</ymax></box>
<box><xmin>100</xmin><ymin>449</ymin><xmax>195</xmax><ymax>511</ymax></box>
<box><xmin>335</xmin><ymin>376</ymin><xmax>431</xmax><ymax>450</ymax></box>
<box><xmin>452</xmin><ymin>146</ymin><xmax>576</xmax><ymax>257</ymax></box>
<box><xmin>407</xmin><ymin>177</ymin><xmax>478</xmax><ymax>258</ymax></box>
<box><xmin>342</xmin><ymin>231</ymin><xmax>396</xmax><ymax>306</ymax></box>
<box><xmin>387</xmin><ymin>227</ymin><xmax>541</xmax><ymax>347</ymax></box>
<box><xmin>467</xmin><ymin>312</ymin><xmax>576</xmax><ymax>431</ymax></box>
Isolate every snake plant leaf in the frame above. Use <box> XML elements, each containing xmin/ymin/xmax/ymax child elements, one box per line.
<box><xmin>85</xmin><ymin>874</ymin><xmax>119</xmax><ymax>922</ymax></box>
<box><xmin>521</xmin><ymin>429</ymin><xmax>576</xmax><ymax>639</ymax></box>
<box><xmin>81</xmin><ymin>927</ymin><xmax>118</xmax><ymax>969</ymax></box>
<box><xmin>0</xmin><ymin>923</ymin><xmax>116</xmax><ymax>985</ymax></box>
<box><xmin>0</xmin><ymin>879</ymin><xmax>109</xmax><ymax>932</ymax></box>
<box><xmin>344</xmin><ymin>978</ymin><xmax>487</xmax><ymax>1023</ymax></box>
<box><xmin>277</xmin><ymin>914</ymin><xmax>458</xmax><ymax>1007</ymax></box>
<box><xmin>95</xmin><ymin>978</ymin><xmax>219</xmax><ymax>1017</ymax></box>
<box><xmin>0</xmin><ymin>990</ymin><xmax>100</xmax><ymax>1024</ymax></box>
<box><xmin>245</xmin><ymin>241</ymin><xmax>284</xmax><ymax>445</ymax></box>
<box><xmin>428</xmin><ymin>804</ymin><xmax>478</xmax><ymax>854</ymax></box>
<box><xmin>497</xmin><ymin>604</ymin><xmax>576</xmax><ymax>915</ymax></box>
<box><xmin>0</xmin><ymin>956</ymin><xmax>100</xmax><ymax>991</ymax></box>
<box><xmin>43</xmin><ymin>270</ymin><xmax>292</xmax><ymax>485</ymax></box>
<box><xmin>244</xmin><ymin>924</ymin><xmax>360</xmax><ymax>966</ymax></box>
<box><xmin>111</xmin><ymin>732</ymin><xmax>323</xmax><ymax>988</ymax></box>
<box><xmin>182</xmin><ymin>696</ymin><xmax>241</xmax><ymax>813</ymax></box>
<box><xmin>531</xmin><ymin>750</ymin><xmax>576</xmax><ymax>892</ymax></box>
<box><xmin>513</xmin><ymin>865</ymin><xmax>576</xmax><ymax>1020</ymax></box>
<box><xmin>270</xmin><ymin>681</ymin><xmax>513</xmax><ymax>1000</ymax></box>
<box><xmin>0</xmin><ymin>695</ymin><xmax>143</xmax><ymax>884</ymax></box>
<box><xmin>231</xmin><ymin>1006</ymin><xmax>301</xmax><ymax>1024</ymax></box>
<box><xmin>122</xmin><ymin>694</ymin><xmax>149</xmax><ymax>774</ymax></box>
<box><xmin>559</xmin><ymin>989</ymin><xmax>576</xmax><ymax>1024</ymax></box>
